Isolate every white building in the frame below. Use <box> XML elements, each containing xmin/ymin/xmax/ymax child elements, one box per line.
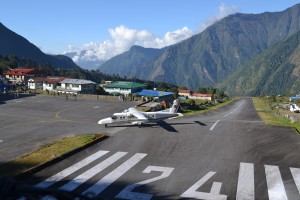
<box><xmin>4</xmin><ymin>68</ymin><xmax>42</xmax><ymax>85</ymax></box>
<box><xmin>190</xmin><ymin>93</ymin><xmax>213</xmax><ymax>101</ymax></box>
<box><xmin>43</xmin><ymin>77</ymin><xmax>65</xmax><ymax>91</ymax></box>
<box><xmin>28</xmin><ymin>77</ymin><xmax>45</xmax><ymax>90</ymax></box>
<box><xmin>56</xmin><ymin>78</ymin><xmax>96</xmax><ymax>94</ymax></box>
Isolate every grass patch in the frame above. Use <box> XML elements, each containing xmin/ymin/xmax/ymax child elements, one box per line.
<box><xmin>253</xmin><ymin>97</ymin><xmax>300</xmax><ymax>133</ymax></box>
<box><xmin>0</xmin><ymin>134</ymin><xmax>106</xmax><ymax>177</ymax></box>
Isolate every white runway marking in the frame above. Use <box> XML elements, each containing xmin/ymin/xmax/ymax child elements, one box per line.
<box><xmin>116</xmin><ymin>166</ymin><xmax>174</xmax><ymax>200</ymax></box>
<box><xmin>236</xmin><ymin>162</ymin><xmax>254</xmax><ymax>200</ymax></box>
<box><xmin>265</xmin><ymin>165</ymin><xmax>288</xmax><ymax>200</ymax></box>
<box><xmin>180</xmin><ymin>171</ymin><xmax>227</xmax><ymax>199</ymax></box>
<box><xmin>224</xmin><ymin>102</ymin><xmax>243</xmax><ymax>117</ymax></box>
<box><xmin>290</xmin><ymin>167</ymin><xmax>300</xmax><ymax>195</ymax></box>
<box><xmin>35</xmin><ymin>150</ymin><xmax>109</xmax><ymax>188</ymax></box>
<box><xmin>83</xmin><ymin>153</ymin><xmax>147</xmax><ymax>196</ymax></box>
<box><xmin>209</xmin><ymin>120</ymin><xmax>220</xmax><ymax>131</ymax></box>
<box><xmin>0</xmin><ymin>140</ymin><xmax>3</xmax><ymax>143</ymax></box>
<box><xmin>59</xmin><ymin>151</ymin><xmax>127</xmax><ymax>191</ymax></box>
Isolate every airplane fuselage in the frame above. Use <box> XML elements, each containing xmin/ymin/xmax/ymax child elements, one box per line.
<box><xmin>98</xmin><ymin>99</ymin><xmax>182</xmax><ymax>127</ymax></box>
<box><xmin>98</xmin><ymin>111</ymin><xmax>180</xmax><ymax>126</ymax></box>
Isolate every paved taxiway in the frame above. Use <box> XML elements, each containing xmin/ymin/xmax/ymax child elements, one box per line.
<box><xmin>0</xmin><ymin>95</ymin><xmax>137</xmax><ymax>163</ymax></box>
<box><xmin>20</xmin><ymin>98</ymin><xmax>300</xmax><ymax>199</ymax></box>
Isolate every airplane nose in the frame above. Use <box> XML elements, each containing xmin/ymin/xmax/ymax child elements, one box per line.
<box><xmin>98</xmin><ymin>117</ymin><xmax>111</xmax><ymax>125</ymax></box>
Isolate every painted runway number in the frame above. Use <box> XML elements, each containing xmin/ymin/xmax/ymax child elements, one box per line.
<box><xmin>35</xmin><ymin>150</ymin><xmax>300</xmax><ymax>199</ymax></box>
<box><xmin>180</xmin><ymin>171</ymin><xmax>227</xmax><ymax>199</ymax></box>
<box><xmin>116</xmin><ymin>166</ymin><xmax>174</xmax><ymax>200</ymax></box>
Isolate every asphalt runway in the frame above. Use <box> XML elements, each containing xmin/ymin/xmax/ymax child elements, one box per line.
<box><xmin>17</xmin><ymin>98</ymin><xmax>300</xmax><ymax>199</ymax></box>
<box><xmin>0</xmin><ymin>94</ymin><xmax>137</xmax><ymax>163</ymax></box>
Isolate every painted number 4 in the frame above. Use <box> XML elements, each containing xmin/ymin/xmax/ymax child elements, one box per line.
<box><xmin>180</xmin><ymin>171</ymin><xmax>227</xmax><ymax>200</ymax></box>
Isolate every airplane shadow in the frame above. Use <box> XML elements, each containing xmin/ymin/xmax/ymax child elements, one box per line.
<box><xmin>193</xmin><ymin>121</ymin><xmax>207</xmax><ymax>126</ymax></box>
<box><xmin>104</xmin><ymin>121</ymin><xmax>204</xmax><ymax>133</ymax></box>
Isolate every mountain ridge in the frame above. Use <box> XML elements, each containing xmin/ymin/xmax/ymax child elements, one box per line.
<box><xmin>98</xmin><ymin>3</ymin><xmax>300</xmax><ymax>90</ymax></box>
<box><xmin>0</xmin><ymin>22</ymin><xmax>78</xmax><ymax>69</ymax></box>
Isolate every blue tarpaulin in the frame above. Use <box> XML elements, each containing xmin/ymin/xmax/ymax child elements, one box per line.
<box><xmin>136</xmin><ymin>90</ymin><xmax>174</xmax><ymax>97</ymax></box>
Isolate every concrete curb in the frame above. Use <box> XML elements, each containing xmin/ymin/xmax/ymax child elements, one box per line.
<box><xmin>17</xmin><ymin>135</ymin><xmax>109</xmax><ymax>179</ymax></box>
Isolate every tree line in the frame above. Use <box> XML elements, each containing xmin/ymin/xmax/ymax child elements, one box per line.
<box><xmin>0</xmin><ymin>54</ymin><xmax>228</xmax><ymax>98</ymax></box>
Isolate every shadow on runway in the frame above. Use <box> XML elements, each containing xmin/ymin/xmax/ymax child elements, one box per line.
<box><xmin>193</xmin><ymin>120</ymin><xmax>207</xmax><ymax>126</ymax></box>
<box><xmin>104</xmin><ymin>121</ymin><xmax>204</xmax><ymax>133</ymax></box>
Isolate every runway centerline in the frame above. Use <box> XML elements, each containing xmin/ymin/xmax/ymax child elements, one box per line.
<box><xmin>209</xmin><ymin>120</ymin><xmax>220</xmax><ymax>131</ymax></box>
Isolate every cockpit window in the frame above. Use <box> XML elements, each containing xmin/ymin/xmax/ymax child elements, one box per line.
<box><xmin>111</xmin><ymin>115</ymin><xmax>117</xmax><ymax>120</ymax></box>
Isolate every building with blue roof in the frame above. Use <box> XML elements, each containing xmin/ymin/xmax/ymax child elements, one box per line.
<box><xmin>135</xmin><ymin>89</ymin><xmax>174</xmax><ymax>102</ymax></box>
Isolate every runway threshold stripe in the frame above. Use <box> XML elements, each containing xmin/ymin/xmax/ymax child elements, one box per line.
<box><xmin>290</xmin><ymin>167</ymin><xmax>300</xmax><ymax>195</ymax></box>
<box><xmin>236</xmin><ymin>162</ymin><xmax>254</xmax><ymax>200</ymax></box>
<box><xmin>35</xmin><ymin>150</ymin><xmax>109</xmax><ymax>189</ymax></box>
<box><xmin>83</xmin><ymin>153</ymin><xmax>147</xmax><ymax>196</ymax></box>
<box><xmin>59</xmin><ymin>152</ymin><xmax>127</xmax><ymax>191</ymax></box>
<box><xmin>209</xmin><ymin>120</ymin><xmax>220</xmax><ymax>131</ymax></box>
<box><xmin>265</xmin><ymin>165</ymin><xmax>288</xmax><ymax>200</ymax></box>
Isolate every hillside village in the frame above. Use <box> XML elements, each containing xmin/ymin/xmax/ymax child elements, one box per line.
<box><xmin>0</xmin><ymin>68</ymin><xmax>220</xmax><ymax>108</ymax></box>
<box><xmin>2</xmin><ymin>2</ymin><xmax>300</xmax><ymax>199</ymax></box>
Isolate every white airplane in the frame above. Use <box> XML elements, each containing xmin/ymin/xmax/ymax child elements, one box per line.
<box><xmin>98</xmin><ymin>99</ymin><xmax>183</xmax><ymax>127</ymax></box>
<box><xmin>290</xmin><ymin>103</ymin><xmax>300</xmax><ymax>113</ymax></box>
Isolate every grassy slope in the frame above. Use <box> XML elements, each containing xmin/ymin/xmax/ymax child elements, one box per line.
<box><xmin>0</xmin><ymin>134</ymin><xmax>105</xmax><ymax>177</ymax></box>
<box><xmin>252</xmin><ymin>97</ymin><xmax>300</xmax><ymax>133</ymax></box>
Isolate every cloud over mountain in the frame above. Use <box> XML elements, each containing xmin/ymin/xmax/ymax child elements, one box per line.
<box><xmin>65</xmin><ymin>25</ymin><xmax>193</xmax><ymax>63</ymax></box>
<box><xmin>198</xmin><ymin>3</ymin><xmax>239</xmax><ymax>32</ymax></box>
<box><xmin>64</xmin><ymin>3</ymin><xmax>239</xmax><ymax>66</ymax></box>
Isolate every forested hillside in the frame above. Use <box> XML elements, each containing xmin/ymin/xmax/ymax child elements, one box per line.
<box><xmin>0</xmin><ymin>22</ymin><xmax>78</xmax><ymax>69</ymax></box>
<box><xmin>219</xmin><ymin>32</ymin><xmax>300</xmax><ymax>96</ymax></box>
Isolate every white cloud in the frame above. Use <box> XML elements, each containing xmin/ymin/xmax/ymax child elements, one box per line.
<box><xmin>65</xmin><ymin>3</ymin><xmax>239</xmax><ymax>64</ymax></box>
<box><xmin>198</xmin><ymin>3</ymin><xmax>239</xmax><ymax>32</ymax></box>
<box><xmin>65</xmin><ymin>25</ymin><xmax>193</xmax><ymax>63</ymax></box>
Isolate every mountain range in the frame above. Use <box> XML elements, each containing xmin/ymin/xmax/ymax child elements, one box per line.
<box><xmin>97</xmin><ymin>3</ymin><xmax>300</xmax><ymax>95</ymax></box>
<box><xmin>0</xmin><ymin>22</ymin><xmax>78</xmax><ymax>69</ymax></box>
<box><xmin>2</xmin><ymin>4</ymin><xmax>300</xmax><ymax>96</ymax></box>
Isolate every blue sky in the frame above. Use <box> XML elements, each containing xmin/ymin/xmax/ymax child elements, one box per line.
<box><xmin>1</xmin><ymin>0</ymin><xmax>300</xmax><ymax>62</ymax></box>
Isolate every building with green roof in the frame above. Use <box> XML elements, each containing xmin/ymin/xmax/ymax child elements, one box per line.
<box><xmin>103</xmin><ymin>81</ymin><xmax>147</xmax><ymax>96</ymax></box>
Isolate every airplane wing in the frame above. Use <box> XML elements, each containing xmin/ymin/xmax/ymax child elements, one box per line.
<box><xmin>128</xmin><ymin>107</ymin><xmax>148</xmax><ymax>120</ymax></box>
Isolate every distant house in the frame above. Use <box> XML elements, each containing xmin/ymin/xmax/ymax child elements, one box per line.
<box><xmin>56</xmin><ymin>78</ymin><xmax>96</xmax><ymax>94</ymax></box>
<box><xmin>4</xmin><ymin>68</ymin><xmax>42</xmax><ymax>85</ymax></box>
<box><xmin>43</xmin><ymin>76</ymin><xmax>65</xmax><ymax>91</ymax></box>
<box><xmin>136</xmin><ymin>89</ymin><xmax>174</xmax><ymax>102</ymax></box>
<box><xmin>190</xmin><ymin>93</ymin><xmax>213</xmax><ymax>101</ymax></box>
<box><xmin>103</xmin><ymin>81</ymin><xmax>147</xmax><ymax>96</ymax></box>
<box><xmin>28</xmin><ymin>77</ymin><xmax>46</xmax><ymax>90</ymax></box>
<box><xmin>178</xmin><ymin>89</ymin><xmax>191</xmax><ymax>98</ymax></box>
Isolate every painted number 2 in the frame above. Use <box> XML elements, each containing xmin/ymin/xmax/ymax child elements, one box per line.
<box><xmin>180</xmin><ymin>171</ymin><xmax>227</xmax><ymax>200</ymax></box>
<box><xmin>116</xmin><ymin>166</ymin><xmax>174</xmax><ymax>200</ymax></box>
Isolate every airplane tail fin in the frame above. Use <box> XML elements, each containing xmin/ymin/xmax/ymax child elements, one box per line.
<box><xmin>170</xmin><ymin>99</ymin><xmax>180</xmax><ymax>113</ymax></box>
